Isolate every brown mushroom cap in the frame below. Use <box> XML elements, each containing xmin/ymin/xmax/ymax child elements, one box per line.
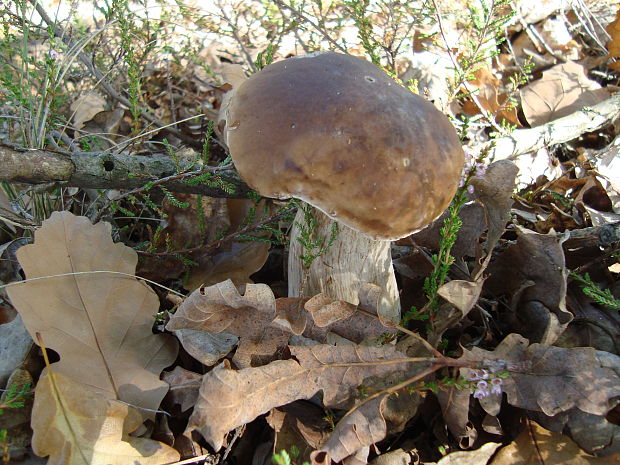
<box><xmin>224</xmin><ymin>51</ymin><xmax>464</xmax><ymax>240</ymax></box>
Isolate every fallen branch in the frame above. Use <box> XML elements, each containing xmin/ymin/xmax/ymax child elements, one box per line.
<box><xmin>562</xmin><ymin>221</ymin><xmax>620</xmax><ymax>249</ymax></box>
<box><xmin>485</xmin><ymin>92</ymin><xmax>620</xmax><ymax>161</ymax></box>
<box><xmin>0</xmin><ymin>144</ymin><xmax>250</xmax><ymax>198</ymax></box>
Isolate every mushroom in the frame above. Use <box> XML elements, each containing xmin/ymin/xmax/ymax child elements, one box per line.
<box><xmin>222</xmin><ymin>51</ymin><xmax>464</xmax><ymax>321</ymax></box>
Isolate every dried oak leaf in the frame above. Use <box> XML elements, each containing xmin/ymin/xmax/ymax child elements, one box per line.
<box><xmin>489</xmin><ymin>421</ymin><xmax>618</xmax><ymax>465</ymax></box>
<box><xmin>166</xmin><ymin>279</ymin><xmax>288</xmax><ymax>368</ymax></box>
<box><xmin>313</xmin><ymin>396</ymin><xmax>388</xmax><ymax>464</ymax></box>
<box><xmin>470</xmin><ymin>160</ymin><xmax>519</xmax><ymax>267</ymax></box>
<box><xmin>437</xmin><ymin>385</ymin><xmax>478</xmax><ymax>449</ymax></box>
<box><xmin>161</xmin><ymin>366</ymin><xmax>202</xmax><ymax>412</ymax></box>
<box><xmin>606</xmin><ymin>6</ymin><xmax>620</xmax><ymax>70</ymax></box>
<box><xmin>32</xmin><ymin>372</ymin><xmax>179</xmax><ymax>465</ymax></box>
<box><xmin>6</xmin><ymin>212</ymin><xmax>178</xmax><ymax>418</ymax></box>
<box><xmin>187</xmin><ymin>344</ymin><xmax>413</xmax><ymax>452</ymax></box>
<box><xmin>431</xmin><ymin>441</ymin><xmax>501</xmax><ymax>465</ymax></box>
<box><xmin>461</xmin><ymin>333</ymin><xmax>620</xmax><ymax>417</ymax></box>
<box><xmin>167</xmin><ymin>280</ymin><xmax>395</xmax><ymax>367</ymax></box>
<box><xmin>528</xmin><ymin>408</ymin><xmax>620</xmax><ymax>457</ymax></box>
<box><xmin>485</xmin><ymin>227</ymin><xmax>572</xmax><ymax>344</ymax></box>
<box><xmin>520</xmin><ymin>61</ymin><xmax>611</xmax><ymax>126</ymax></box>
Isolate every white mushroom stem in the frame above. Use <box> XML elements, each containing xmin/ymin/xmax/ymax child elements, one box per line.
<box><xmin>288</xmin><ymin>207</ymin><xmax>401</xmax><ymax>323</ymax></box>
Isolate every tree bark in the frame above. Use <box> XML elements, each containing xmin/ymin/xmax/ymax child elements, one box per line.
<box><xmin>0</xmin><ymin>144</ymin><xmax>250</xmax><ymax>198</ymax></box>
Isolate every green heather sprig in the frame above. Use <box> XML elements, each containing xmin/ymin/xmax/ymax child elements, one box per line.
<box><xmin>402</xmin><ymin>148</ymin><xmax>489</xmax><ymax>328</ymax></box>
<box><xmin>423</xmin><ymin>150</ymin><xmax>487</xmax><ymax>312</ymax></box>
<box><xmin>294</xmin><ymin>201</ymin><xmax>339</xmax><ymax>269</ymax></box>
<box><xmin>570</xmin><ymin>272</ymin><xmax>620</xmax><ymax>312</ymax></box>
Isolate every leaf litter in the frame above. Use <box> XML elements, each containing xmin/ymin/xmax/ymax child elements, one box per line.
<box><xmin>1</xmin><ymin>1</ymin><xmax>620</xmax><ymax>464</ymax></box>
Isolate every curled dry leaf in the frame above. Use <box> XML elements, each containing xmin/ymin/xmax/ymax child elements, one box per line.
<box><xmin>485</xmin><ymin>227</ymin><xmax>572</xmax><ymax>344</ymax></box>
<box><xmin>166</xmin><ymin>279</ymin><xmax>287</xmax><ymax>367</ymax></box>
<box><xmin>187</xmin><ymin>344</ymin><xmax>414</xmax><ymax>452</ymax></box>
<box><xmin>7</xmin><ymin>212</ymin><xmax>178</xmax><ymax>418</ymax></box>
<box><xmin>167</xmin><ymin>280</ymin><xmax>396</xmax><ymax>367</ymax></box>
<box><xmin>606</xmin><ymin>6</ymin><xmax>620</xmax><ymax>70</ymax></box>
<box><xmin>520</xmin><ymin>61</ymin><xmax>611</xmax><ymax>126</ymax></box>
<box><xmin>437</xmin><ymin>385</ymin><xmax>478</xmax><ymax>449</ymax></box>
<box><xmin>431</xmin><ymin>441</ymin><xmax>501</xmax><ymax>465</ymax></box>
<box><xmin>32</xmin><ymin>372</ymin><xmax>180</xmax><ymax>465</ymax></box>
<box><xmin>173</xmin><ymin>329</ymin><xmax>238</xmax><ymax>366</ymax></box>
<box><xmin>184</xmin><ymin>198</ymin><xmax>272</xmax><ymax>291</ymax></box>
<box><xmin>461</xmin><ymin>67</ymin><xmax>521</xmax><ymax>127</ymax></box>
<box><xmin>461</xmin><ymin>333</ymin><xmax>620</xmax><ymax>418</ymax></box>
<box><xmin>470</xmin><ymin>160</ymin><xmax>518</xmax><ymax>269</ymax></box>
<box><xmin>437</xmin><ymin>278</ymin><xmax>485</xmax><ymax>316</ymax></box>
<box><xmin>161</xmin><ymin>366</ymin><xmax>202</xmax><ymax>413</ymax></box>
<box><xmin>313</xmin><ymin>396</ymin><xmax>387</xmax><ymax>464</ymax></box>
<box><xmin>489</xmin><ymin>421</ymin><xmax>618</xmax><ymax>465</ymax></box>
<box><xmin>70</xmin><ymin>91</ymin><xmax>106</xmax><ymax>130</ymax></box>
<box><xmin>528</xmin><ymin>408</ymin><xmax>620</xmax><ymax>457</ymax></box>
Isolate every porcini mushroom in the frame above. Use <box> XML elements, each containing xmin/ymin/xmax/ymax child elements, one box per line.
<box><xmin>222</xmin><ymin>52</ymin><xmax>464</xmax><ymax>321</ymax></box>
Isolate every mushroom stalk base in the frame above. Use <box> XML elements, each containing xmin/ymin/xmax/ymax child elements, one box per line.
<box><xmin>288</xmin><ymin>208</ymin><xmax>401</xmax><ymax>323</ymax></box>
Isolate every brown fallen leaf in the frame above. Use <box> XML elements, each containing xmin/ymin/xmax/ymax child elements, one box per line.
<box><xmin>70</xmin><ymin>91</ymin><xmax>107</xmax><ymax>130</ymax></box>
<box><xmin>187</xmin><ymin>344</ymin><xmax>414</xmax><ymax>451</ymax></box>
<box><xmin>606</xmin><ymin>5</ymin><xmax>620</xmax><ymax>70</ymax></box>
<box><xmin>429</xmin><ymin>441</ymin><xmax>501</xmax><ymax>465</ymax></box>
<box><xmin>437</xmin><ymin>385</ymin><xmax>477</xmax><ymax>449</ymax></box>
<box><xmin>489</xmin><ymin>421</ymin><xmax>618</xmax><ymax>464</ymax></box>
<box><xmin>162</xmin><ymin>366</ymin><xmax>202</xmax><ymax>412</ymax></box>
<box><xmin>173</xmin><ymin>329</ymin><xmax>238</xmax><ymax>366</ymax></box>
<box><xmin>184</xmin><ymin>198</ymin><xmax>272</xmax><ymax>291</ymax></box>
<box><xmin>520</xmin><ymin>61</ymin><xmax>611</xmax><ymax>126</ymax></box>
<box><xmin>485</xmin><ymin>227</ymin><xmax>572</xmax><ymax>344</ymax></box>
<box><xmin>470</xmin><ymin>160</ymin><xmax>519</xmax><ymax>265</ymax></box>
<box><xmin>437</xmin><ymin>278</ymin><xmax>485</xmax><ymax>316</ymax></box>
<box><xmin>461</xmin><ymin>333</ymin><xmax>620</xmax><ymax>418</ymax></box>
<box><xmin>167</xmin><ymin>280</ymin><xmax>396</xmax><ymax>367</ymax></box>
<box><xmin>313</xmin><ymin>396</ymin><xmax>387</xmax><ymax>464</ymax></box>
<box><xmin>7</xmin><ymin>211</ymin><xmax>178</xmax><ymax>418</ymax></box>
<box><xmin>32</xmin><ymin>372</ymin><xmax>180</xmax><ymax>465</ymax></box>
<box><xmin>461</xmin><ymin>67</ymin><xmax>521</xmax><ymax>127</ymax></box>
<box><xmin>528</xmin><ymin>407</ymin><xmax>620</xmax><ymax>457</ymax></box>
<box><xmin>166</xmin><ymin>279</ymin><xmax>288</xmax><ymax>367</ymax></box>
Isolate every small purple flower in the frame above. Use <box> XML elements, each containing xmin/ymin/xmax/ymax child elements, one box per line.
<box><xmin>475</xmin><ymin>162</ymin><xmax>487</xmax><ymax>177</ymax></box>
<box><xmin>467</xmin><ymin>185</ymin><xmax>475</xmax><ymax>194</ymax></box>
<box><xmin>473</xmin><ymin>389</ymin><xmax>488</xmax><ymax>399</ymax></box>
<box><xmin>49</xmin><ymin>49</ymin><xmax>59</xmax><ymax>60</ymax></box>
<box><xmin>490</xmin><ymin>378</ymin><xmax>503</xmax><ymax>396</ymax></box>
<box><xmin>466</xmin><ymin>369</ymin><xmax>488</xmax><ymax>381</ymax></box>
<box><xmin>473</xmin><ymin>380</ymin><xmax>490</xmax><ymax>399</ymax></box>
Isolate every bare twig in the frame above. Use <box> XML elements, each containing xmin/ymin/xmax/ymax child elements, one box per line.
<box><xmin>271</xmin><ymin>0</ymin><xmax>348</xmax><ymax>53</ymax></box>
<box><xmin>484</xmin><ymin>92</ymin><xmax>620</xmax><ymax>161</ymax></box>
